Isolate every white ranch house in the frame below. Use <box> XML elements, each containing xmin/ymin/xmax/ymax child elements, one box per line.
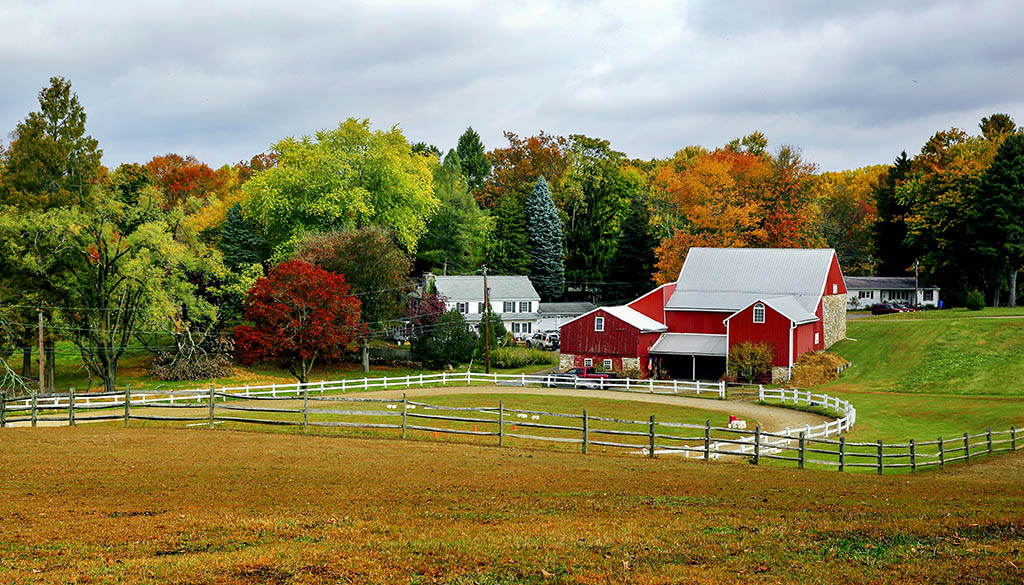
<box><xmin>431</xmin><ymin>275</ymin><xmax>541</xmax><ymax>338</ymax></box>
<box><xmin>845</xmin><ymin>276</ymin><xmax>941</xmax><ymax>309</ymax></box>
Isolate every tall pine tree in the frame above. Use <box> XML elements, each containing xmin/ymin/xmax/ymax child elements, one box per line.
<box><xmin>220</xmin><ymin>203</ymin><xmax>271</xmax><ymax>270</ymax></box>
<box><xmin>456</xmin><ymin>126</ymin><xmax>492</xmax><ymax>192</ymax></box>
<box><xmin>603</xmin><ymin>195</ymin><xmax>658</xmax><ymax>302</ymax></box>
<box><xmin>524</xmin><ymin>176</ymin><xmax>564</xmax><ymax>299</ymax></box>
<box><xmin>0</xmin><ymin>77</ymin><xmax>102</xmax><ymax>210</ymax></box>
<box><xmin>974</xmin><ymin>133</ymin><xmax>1024</xmax><ymax>306</ymax></box>
<box><xmin>872</xmin><ymin>151</ymin><xmax>916</xmax><ymax>275</ymax></box>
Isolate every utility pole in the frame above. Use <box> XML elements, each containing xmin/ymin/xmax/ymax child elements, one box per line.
<box><xmin>483</xmin><ymin>264</ymin><xmax>490</xmax><ymax>374</ymax></box>
<box><xmin>37</xmin><ymin>310</ymin><xmax>45</xmax><ymax>395</ymax></box>
<box><xmin>914</xmin><ymin>260</ymin><xmax>920</xmax><ymax>307</ymax></box>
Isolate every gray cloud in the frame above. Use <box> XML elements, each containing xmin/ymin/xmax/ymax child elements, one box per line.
<box><xmin>2</xmin><ymin>0</ymin><xmax>1022</xmax><ymax>172</ymax></box>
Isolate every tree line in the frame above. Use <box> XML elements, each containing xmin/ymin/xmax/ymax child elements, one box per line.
<box><xmin>1</xmin><ymin>77</ymin><xmax>1021</xmax><ymax>390</ymax></box>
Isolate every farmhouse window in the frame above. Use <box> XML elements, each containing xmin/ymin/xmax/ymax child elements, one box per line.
<box><xmin>594</xmin><ymin>317</ymin><xmax>605</xmax><ymax>332</ymax></box>
<box><xmin>858</xmin><ymin>290</ymin><xmax>874</xmax><ymax>299</ymax></box>
<box><xmin>522</xmin><ymin>322</ymin><xmax>531</xmax><ymax>333</ymax></box>
<box><xmin>753</xmin><ymin>303</ymin><xmax>765</xmax><ymax>324</ymax></box>
<box><xmin>512</xmin><ymin>322</ymin><xmax>521</xmax><ymax>333</ymax></box>
<box><xmin>477</xmin><ymin>302</ymin><xmax>487</xmax><ymax>313</ymax></box>
<box><xmin>923</xmin><ymin>290</ymin><xmax>934</xmax><ymax>301</ymax></box>
<box><xmin>503</xmin><ymin>301</ymin><xmax>515</xmax><ymax>312</ymax></box>
<box><xmin>519</xmin><ymin>301</ymin><xmax>531</xmax><ymax>312</ymax></box>
<box><xmin>457</xmin><ymin>302</ymin><xmax>469</xmax><ymax>313</ymax></box>
<box><xmin>603</xmin><ymin>359</ymin><xmax>613</xmax><ymax>371</ymax></box>
<box><xmin>584</xmin><ymin>358</ymin><xmax>593</xmax><ymax>367</ymax></box>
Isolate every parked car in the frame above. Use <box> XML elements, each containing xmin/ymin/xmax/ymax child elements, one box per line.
<box><xmin>871</xmin><ymin>303</ymin><xmax>907</xmax><ymax>315</ymax></box>
<box><xmin>527</xmin><ymin>331</ymin><xmax>559</xmax><ymax>350</ymax></box>
<box><xmin>543</xmin><ymin>367</ymin><xmax>611</xmax><ymax>389</ymax></box>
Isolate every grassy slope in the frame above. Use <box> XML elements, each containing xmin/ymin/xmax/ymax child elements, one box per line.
<box><xmin>1</xmin><ymin>427</ymin><xmax>1021</xmax><ymax>585</ymax></box>
<box><xmin>819</xmin><ymin>310</ymin><xmax>1024</xmax><ymax>441</ymax></box>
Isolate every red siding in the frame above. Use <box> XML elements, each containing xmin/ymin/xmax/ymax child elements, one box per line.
<box><xmin>628</xmin><ymin>283</ymin><xmax>675</xmax><ymax>324</ymax></box>
<box><xmin>666</xmin><ymin>310</ymin><xmax>729</xmax><ymax>334</ymax></box>
<box><xmin>559</xmin><ymin>309</ymin><xmax>641</xmax><ymax>358</ymax></box>
<box><xmin>824</xmin><ymin>253</ymin><xmax>847</xmax><ymax>295</ymax></box>
<box><xmin>727</xmin><ymin>303</ymin><xmax>792</xmax><ymax>368</ymax></box>
<box><xmin>794</xmin><ymin>322</ymin><xmax>815</xmax><ymax>360</ymax></box>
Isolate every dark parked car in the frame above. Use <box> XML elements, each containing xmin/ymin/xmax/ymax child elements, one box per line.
<box><xmin>871</xmin><ymin>303</ymin><xmax>908</xmax><ymax>315</ymax></box>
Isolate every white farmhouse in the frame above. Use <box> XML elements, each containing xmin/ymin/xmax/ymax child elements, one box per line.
<box><xmin>844</xmin><ymin>276</ymin><xmax>941</xmax><ymax>309</ymax></box>
<box><xmin>431</xmin><ymin>275</ymin><xmax>541</xmax><ymax>338</ymax></box>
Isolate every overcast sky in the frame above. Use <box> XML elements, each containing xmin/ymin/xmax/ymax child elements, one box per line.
<box><xmin>2</xmin><ymin>0</ymin><xmax>1022</xmax><ymax>172</ymax></box>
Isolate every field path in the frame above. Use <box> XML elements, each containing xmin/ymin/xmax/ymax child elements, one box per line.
<box><xmin>354</xmin><ymin>385</ymin><xmax>829</xmax><ymax>432</ymax></box>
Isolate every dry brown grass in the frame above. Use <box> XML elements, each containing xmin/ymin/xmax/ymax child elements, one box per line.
<box><xmin>1</xmin><ymin>426</ymin><xmax>1022</xmax><ymax>584</ymax></box>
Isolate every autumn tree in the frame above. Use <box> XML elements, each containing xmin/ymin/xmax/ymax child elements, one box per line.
<box><xmin>292</xmin><ymin>227</ymin><xmax>412</xmax><ymax>372</ymax></box>
<box><xmin>762</xmin><ymin>145</ymin><xmax>822</xmax><ymax>249</ymax></box>
<box><xmin>813</xmin><ymin>166</ymin><xmax>887</xmax><ymax>275</ymax></box>
<box><xmin>145</xmin><ymin>153</ymin><xmax>227</xmax><ymax>208</ymax></box>
<box><xmin>417</xmin><ymin>150</ymin><xmax>489</xmax><ymax>274</ymax></box>
<box><xmin>980</xmin><ymin>113</ymin><xmax>1018</xmax><ymax>141</ymax></box>
<box><xmin>234</xmin><ymin>261</ymin><xmax>363</xmax><ymax>383</ymax></box>
<box><xmin>480</xmin><ymin>131</ymin><xmax>570</xmax><ymax>210</ymax></box>
<box><xmin>456</xmin><ymin>126</ymin><xmax>492</xmax><ymax>192</ymax></box>
<box><xmin>242</xmin><ymin>118</ymin><xmax>438</xmax><ymax>257</ymax></box>
<box><xmin>524</xmin><ymin>176</ymin><xmax>564</xmax><ymax>299</ymax></box>
<box><xmin>0</xmin><ymin>76</ymin><xmax>102</xmax><ymax>210</ymax></box>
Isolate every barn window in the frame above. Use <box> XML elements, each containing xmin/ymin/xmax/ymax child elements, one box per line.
<box><xmin>814</xmin><ymin>332</ymin><xmax>820</xmax><ymax>345</ymax></box>
<box><xmin>594</xmin><ymin>317</ymin><xmax>605</xmax><ymax>332</ymax></box>
<box><xmin>603</xmin><ymin>359</ymin><xmax>613</xmax><ymax>371</ymax></box>
<box><xmin>753</xmin><ymin>303</ymin><xmax>765</xmax><ymax>324</ymax></box>
<box><xmin>584</xmin><ymin>358</ymin><xmax>593</xmax><ymax>367</ymax></box>
<box><xmin>832</xmin><ymin>284</ymin><xmax>838</xmax><ymax>294</ymax></box>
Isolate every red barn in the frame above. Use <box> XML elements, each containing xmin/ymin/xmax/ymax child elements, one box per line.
<box><xmin>557</xmin><ymin>306</ymin><xmax>667</xmax><ymax>376</ymax></box>
<box><xmin>559</xmin><ymin>248</ymin><xmax>847</xmax><ymax>382</ymax></box>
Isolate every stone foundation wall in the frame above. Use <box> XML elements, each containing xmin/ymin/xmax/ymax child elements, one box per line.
<box><xmin>822</xmin><ymin>294</ymin><xmax>847</xmax><ymax>348</ymax></box>
<box><xmin>771</xmin><ymin>366</ymin><xmax>791</xmax><ymax>384</ymax></box>
<box><xmin>558</xmin><ymin>353</ymin><xmax>574</xmax><ymax>370</ymax></box>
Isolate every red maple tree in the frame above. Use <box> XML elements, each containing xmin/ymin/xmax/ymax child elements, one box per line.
<box><xmin>234</xmin><ymin>261</ymin><xmax>364</xmax><ymax>383</ymax></box>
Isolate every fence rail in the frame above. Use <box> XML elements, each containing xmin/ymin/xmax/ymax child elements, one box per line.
<box><xmin>0</xmin><ymin>372</ymin><xmax>1018</xmax><ymax>473</ymax></box>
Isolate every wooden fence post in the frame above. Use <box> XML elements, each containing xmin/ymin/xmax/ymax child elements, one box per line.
<box><xmin>703</xmin><ymin>420</ymin><xmax>711</xmax><ymax>461</ymax></box>
<box><xmin>963</xmin><ymin>432</ymin><xmax>970</xmax><ymax>463</ymax></box>
<box><xmin>124</xmin><ymin>384</ymin><xmax>131</xmax><ymax>427</ymax></box>
<box><xmin>69</xmin><ymin>388</ymin><xmax>76</xmax><ymax>427</ymax></box>
<box><xmin>401</xmin><ymin>393</ymin><xmax>408</xmax><ymax>439</ymax></box>
<box><xmin>753</xmin><ymin>426</ymin><xmax>760</xmax><ymax>465</ymax></box>
<box><xmin>986</xmin><ymin>428</ymin><xmax>992</xmax><ymax>454</ymax></box>
<box><xmin>208</xmin><ymin>384</ymin><xmax>215</xmax><ymax>428</ymax></box>
<box><xmin>649</xmin><ymin>415</ymin><xmax>656</xmax><ymax>458</ymax></box>
<box><xmin>838</xmin><ymin>436</ymin><xmax>845</xmax><ymax>472</ymax></box>
<box><xmin>0</xmin><ymin>391</ymin><xmax>6</xmax><ymax>428</ymax></box>
<box><xmin>910</xmin><ymin>438</ymin><xmax>916</xmax><ymax>473</ymax></box>
<box><xmin>302</xmin><ymin>383</ymin><xmax>309</xmax><ymax>434</ymax></box>
<box><xmin>582</xmin><ymin>409</ymin><xmax>588</xmax><ymax>454</ymax></box>
<box><xmin>798</xmin><ymin>432</ymin><xmax>805</xmax><ymax>469</ymax></box>
<box><xmin>938</xmin><ymin>436</ymin><xmax>944</xmax><ymax>468</ymax></box>
<box><xmin>876</xmin><ymin>440</ymin><xmax>883</xmax><ymax>475</ymax></box>
<box><xmin>31</xmin><ymin>390</ymin><xmax>38</xmax><ymax>427</ymax></box>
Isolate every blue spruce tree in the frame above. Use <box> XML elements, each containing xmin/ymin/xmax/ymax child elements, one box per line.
<box><xmin>525</xmin><ymin>176</ymin><xmax>564</xmax><ymax>299</ymax></box>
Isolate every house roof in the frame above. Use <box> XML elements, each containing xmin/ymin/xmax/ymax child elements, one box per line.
<box><xmin>724</xmin><ymin>296</ymin><xmax>818</xmax><ymax>325</ymax></box>
<box><xmin>649</xmin><ymin>333</ymin><xmax>727</xmax><ymax>356</ymax></box>
<box><xmin>433</xmin><ymin>275</ymin><xmax>540</xmax><ymax>301</ymax></box>
<box><xmin>560</xmin><ymin>305</ymin><xmax>668</xmax><ymax>333</ymax></box>
<box><xmin>538</xmin><ymin>302</ymin><xmax>597</xmax><ymax>315</ymax></box>
<box><xmin>665</xmin><ymin>247</ymin><xmax>837</xmax><ymax>314</ymax></box>
<box><xmin>845</xmin><ymin>276</ymin><xmax>939</xmax><ymax>290</ymax></box>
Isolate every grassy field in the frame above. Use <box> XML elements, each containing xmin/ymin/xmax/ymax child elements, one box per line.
<box><xmin>0</xmin><ymin>426</ymin><xmax>1021</xmax><ymax>585</ymax></box>
<box><xmin>817</xmin><ymin>309</ymin><xmax>1024</xmax><ymax>442</ymax></box>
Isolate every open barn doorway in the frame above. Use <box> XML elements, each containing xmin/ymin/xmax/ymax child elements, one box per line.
<box><xmin>654</xmin><ymin>355</ymin><xmax>726</xmax><ymax>381</ymax></box>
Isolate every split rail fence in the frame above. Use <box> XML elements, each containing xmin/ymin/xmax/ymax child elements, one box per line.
<box><xmin>1</xmin><ymin>372</ymin><xmax>1019</xmax><ymax>473</ymax></box>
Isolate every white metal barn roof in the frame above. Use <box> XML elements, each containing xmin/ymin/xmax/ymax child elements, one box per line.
<box><xmin>649</xmin><ymin>333</ymin><xmax>727</xmax><ymax>356</ymax></box>
<box><xmin>665</xmin><ymin>247</ymin><xmax>837</xmax><ymax>314</ymax></box>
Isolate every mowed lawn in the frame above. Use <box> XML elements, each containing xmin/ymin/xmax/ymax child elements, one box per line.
<box><xmin>1</xmin><ymin>426</ymin><xmax>1022</xmax><ymax>585</ymax></box>
<box><xmin>819</xmin><ymin>310</ymin><xmax>1024</xmax><ymax>442</ymax></box>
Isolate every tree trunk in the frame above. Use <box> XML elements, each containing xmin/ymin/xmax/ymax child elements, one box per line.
<box><xmin>44</xmin><ymin>342</ymin><xmax>55</xmax><ymax>392</ymax></box>
<box><xmin>103</xmin><ymin>358</ymin><xmax>118</xmax><ymax>393</ymax></box>
<box><xmin>361</xmin><ymin>342</ymin><xmax>370</xmax><ymax>373</ymax></box>
<box><xmin>993</xmin><ymin>285</ymin><xmax>1002</xmax><ymax>308</ymax></box>
<box><xmin>1010</xmin><ymin>269</ymin><xmax>1019</xmax><ymax>308</ymax></box>
<box><xmin>20</xmin><ymin>347</ymin><xmax>31</xmax><ymax>378</ymax></box>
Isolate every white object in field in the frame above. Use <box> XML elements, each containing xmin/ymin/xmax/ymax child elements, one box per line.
<box><xmin>530</xmin><ymin>415</ymin><xmax>540</xmax><ymax>420</ymax></box>
<box><xmin>517</xmin><ymin>413</ymin><xmax>528</xmax><ymax>419</ymax></box>
<box><xmin>386</xmin><ymin>404</ymin><xmax>398</xmax><ymax>409</ymax></box>
<box><xmin>727</xmin><ymin>419</ymin><xmax>747</xmax><ymax>430</ymax></box>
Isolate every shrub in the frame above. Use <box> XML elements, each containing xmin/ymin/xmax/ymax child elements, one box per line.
<box><xmin>729</xmin><ymin>341</ymin><xmax>775</xmax><ymax>382</ymax></box>
<box><xmin>411</xmin><ymin>310</ymin><xmax>476</xmax><ymax>369</ymax></box>
<box><xmin>615</xmin><ymin>362</ymin><xmax>643</xmax><ymax>379</ymax></box>
<box><xmin>488</xmin><ymin>347</ymin><xmax>558</xmax><ymax>369</ymax></box>
<box><xmin>475</xmin><ymin>312</ymin><xmax>508</xmax><ymax>357</ymax></box>
<box><xmin>965</xmin><ymin>289</ymin><xmax>985</xmax><ymax>311</ymax></box>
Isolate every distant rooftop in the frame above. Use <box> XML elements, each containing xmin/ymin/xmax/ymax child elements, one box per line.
<box><xmin>433</xmin><ymin>275</ymin><xmax>540</xmax><ymax>301</ymax></box>
<box><xmin>845</xmin><ymin>276</ymin><xmax>939</xmax><ymax>290</ymax></box>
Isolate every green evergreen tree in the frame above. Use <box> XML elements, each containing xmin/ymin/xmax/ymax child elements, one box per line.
<box><xmin>872</xmin><ymin>151</ymin><xmax>917</xmax><ymax>275</ymax></box>
<box><xmin>603</xmin><ymin>195</ymin><xmax>658</xmax><ymax>302</ymax></box>
<box><xmin>524</xmin><ymin>176</ymin><xmax>564</xmax><ymax>299</ymax></box>
<box><xmin>974</xmin><ymin>133</ymin><xmax>1024</xmax><ymax>306</ymax></box>
<box><xmin>411</xmin><ymin>310</ymin><xmax>476</xmax><ymax>368</ymax></box>
<box><xmin>456</xmin><ymin>126</ymin><xmax>492</xmax><ymax>191</ymax></box>
<box><xmin>417</xmin><ymin>150</ymin><xmax>489</xmax><ymax>274</ymax></box>
<box><xmin>484</xmin><ymin>193</ymin><xmax>530</xmax><ymax>275</ymax></box>
<box><xmin>220</xmin><ymin>203</ymin><xmax>271</xmax><ymax>270</ymax></box>
<box><xmin>0</xmin><ymin>77</ymin><xmax>102</xmax><ymax>210</ymax></box>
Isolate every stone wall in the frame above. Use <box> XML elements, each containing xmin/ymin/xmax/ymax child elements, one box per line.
<box><xmin>771</xmin><ymin>366</ymin><xmax>791</xmax><ymax>384</ymax></box>
<box><xmin>822</xmin><ymin>294</ymin><xmax>847</xmax><ymax>348</ymax></box>
<box><xmin>558</xmin><ymin>353</ymin><xmax>574</xmax><ymax>370</ymax></box>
